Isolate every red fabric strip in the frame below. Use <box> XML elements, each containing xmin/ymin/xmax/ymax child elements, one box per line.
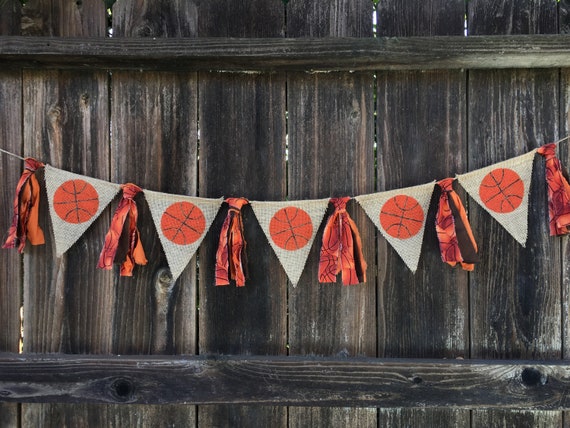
<box><xmin>215</xmin><ymin>197</ymin><xmax>249</xmax><ymax>287</ymax></box>
<box><xmin>97</xmin><ymin>183</ymin><xmax>147</xmax><ymax>276</ymax></box>
<box><xmin>537</xmin><ymin>143</ymin><xmax>570</xmax><ymax>236</ymax></box>
<box><xmin>318</xmin><ymin>197</ymin><xmax>367</xmax><ymax>285</ymax></box>
<box><xmin>436</xmin><ymin>178</ymin><xmax>478</xmax><ymax>271</ymax></box>
<box><xmin>2</xmin><ymin>158</ymin><xmax>45</xmax><ymax>253</ymax></box>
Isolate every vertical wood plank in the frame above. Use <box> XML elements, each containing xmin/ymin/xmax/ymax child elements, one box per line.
<box><xmin>559</xmin><ymin>6</ymin><xmax>570</xmax><ymax>428</ymax></box>
<box><xmin>108</xmin><ymin>1</ymin><xmax>199</xmax><ymax>425</ymax></box>
<box><xmin>0</xmin><ymin>1</ymin><xmax>22</xmax><ymax>426</ymax></box>
<box><xmin>468</xmin><ymin>0</ymin><xmax>561</xmax><ymax>427</ymax></box>
<box><xmin>287</xmin><ymin>0</ymin><xmax>376</xmax><ymax>426</ymax></box>
<box><xmin>375</xmin><ymin>0</ymin><xmax>470</xmax><ymax>426</ymax></box>
<box><xmin>196</xmin><ymin>1</ymin><xmax>288</xmax><ymax>425</ymax></box>
<box><xmin>20</xmin><ymin>1</ymin><xmax>111</xmax><ymax>427</ymax></box>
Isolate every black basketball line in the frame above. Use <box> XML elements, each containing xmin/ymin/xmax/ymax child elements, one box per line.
<box><xmin>54</xmin><ymin>180</ymin><xmax>99</xmax><ymax>222</ymax></box>
<box><xmin>483</xmin><ymin>169</ymin><xmax>523</xmax><ymax>211</ymax></box>
<box><xmin>162</xmin><ymin>203</ymin><xmax>204</xmax><ymax>244</ymax></box>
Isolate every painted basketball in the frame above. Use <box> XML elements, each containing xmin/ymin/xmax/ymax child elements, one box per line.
<box><xmin>269</xmin><ymin>206</ymin><xmax>313</xmax><ymax>251</ymax></box>
<box><xmin>478</xmin><ymin>168</ymin><xmax>524</xmax><ymax>213</ymax></box>
<box><xmin>379</xmin><ymin>195</ymin><xmax>424</xmax><ymax>239</ymax></box>
<box><xmin>53</xmin><ymin>179</ymin><xmax>99</xmax><ymax>224</ymax></box>
<box><xmin>161</xmin><ymin>201</ymin><xmax>206</xmax><ymax>246</ymax></box>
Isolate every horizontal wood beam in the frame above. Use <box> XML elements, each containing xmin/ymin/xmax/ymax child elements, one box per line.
<box><xmin>1</xmin><ymin>35</ymin><xmax>570</xmax><ymax>71</ymax></box>
<box><xmin>0</xmin><ymin>353</ymin><xmax>568</xmax><ymax>408</ymax></box>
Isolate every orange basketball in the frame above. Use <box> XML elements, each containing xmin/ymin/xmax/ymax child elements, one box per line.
<box><xmin>269</xmin><ymin>206</ymin><xmax>313</xmax><ymax>251</ymax></box>
<box><xmin>53</xmin><ymin>179</ymin><xmax>99</xmax><ymax>224</ymax></box>
<box><xmin>379</xmin><ymin>195</ymin><xmax>424</xmax><ymax>239</ymax></box>
<box><xmin>161</xmin><ymin>201</ymin><xmax>206</xmax><ymax>246</ymax></box>
<box><xmin>478</xmin><ymin>168</ymin><xmax>524</xmax><ymax>213</ymax></box>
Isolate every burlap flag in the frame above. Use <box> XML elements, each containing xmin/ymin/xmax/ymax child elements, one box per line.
<box><xmin>251</xmin><ymin>198</ymin><xmax>329</xmax><ymax>286</ymax></box>
<box><xmin>356</xmin><ymin>182</ymin><xmax>435</xmax><ymax>272</ymax></box>
<box><xmin>44</xmin><ymin>165</ymin><xmax>121</xmax><ymax>257</ymax></box>
<box><xmin>145</xmin><ymin>190</ymin><xmax>223</xmax><ymax>282</ymax></box>
<box><xmin>456</xmin><ymin>149</ymin><xmax>537</xmax><ymax>246</ymax></box>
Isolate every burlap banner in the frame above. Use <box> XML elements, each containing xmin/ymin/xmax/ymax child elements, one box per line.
<box><xmin>456</xmin><ymin>149</ymin><xmax>537</xmax><ymax>246</ymax></box>
<box><xmin>356</xmin><ymin>182</ymin><xmax>435</xmax><ymax>272</ymax></box>
<box><xmin>44</xmin><ymin>165</ymin><xmax>121</xmax><ymax>257</ymax></box>
<box><xmin>251</xmin><ymin>198</ymin><xmax>329</xmax><ymax>286</ymax></box>
<box><xmin>144</xmin><ymin>190</ymin><xmax>223</xmax><ymax>282</ymax></box>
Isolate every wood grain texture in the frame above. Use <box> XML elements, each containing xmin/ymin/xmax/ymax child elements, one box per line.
<box><xmin>20</xmin><ymin>0</ymin><xmax>106</xmax><ymax>37</ymax></box>
<box><xmin>468</xmin><ymin>0</ymin><xmax>561</xmax><ymax>426</ymax></box>
<box><xmin>0</xmin><ymin>2</ymin><xmax>21</xmax><ymax>425</ymax></box>
<box><xmin>2</xmin><ymin>354</ymin><xmax>570</xmax><ymax>408</ymax></box>
<box><xmin>287</xmin><ymin>0</ymin><xmax>375</xmax><ymax>426</ymax></box>
<box><xmin>472</xmin><ymin>410</ymin><xmax>562</xmax><ymax>427</ymax></box>
<box><xmin>196</xmin><ymin>1</ymin><xmax>287</xmax><ymax>426</ymax></box>
<box><xmin>108</xmin><ymin>2</ymin><xmax>200</xmax><ymax>424</ymax></box>
<box><xmin>0</xmin><ymin>0</ymin><xmax>21</xmax><ymax>35</ymax></box>
<box><xmin>4</xmin><ymin>35</ymin><xmax>570</xmax><ymax>71</ymax></box>
<box><xmin>375</xmin><ymin>0</ymin><xmax>470</xmax><ymax>426</ymax></box>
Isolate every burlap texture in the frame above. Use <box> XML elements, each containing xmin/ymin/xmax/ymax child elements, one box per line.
<box><xmin>144</xmin><ymin>189</ymin><xmax>223</xmax><ymax>282</ymax></box>
<box><xmin>251</xmin><ymin>198</ymin><xmax>329</xmax><ymax>286</ymax></box>
<box><xmin>356</xmin><ymin>181</ymin><xmax>435</xmax><ymax>272</ymax></box>
<box><xmin>44</xmin><ymin>165</ymin><xmax>121</xmax><ymax>257</ymax></box>
<box><xmin>456</xmin><ymin>149</ymin><xmax>537</xmax><ymax>246</ymax></box>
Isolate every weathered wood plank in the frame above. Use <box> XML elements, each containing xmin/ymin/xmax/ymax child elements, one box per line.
<box><xmin>375</xmin><ymin>1</ymin><xmax>470</xmax><ymax>426</ymax></box>
<box><xmin>0</xmin><ymin>1</ymin><xmax>22</xmax><ymax>425</ymax></box>
<box><xmin>287</xmin><ymin>0</ymin><xmax>376</xmax><ymax>426</ymax></box>
<box><xmin>1</xmin><ymin>354</ymin><xmax>570</xmax><ymax>408</ymax></box>
<box><xmin>107</xmin><ymin>1</ymin><xmax>200</xmax><ymax>425</ymax></box>
<box><xmin>19</xmin><ymin>1</ymin><xmax>111</xmax><ymax>427</ymax></box>
<box><xmin>4</xmin><ymin>35</ymin><xmax>570</xmax><ymax>71</ymax></box>
<box><xmin>196</xmin><ymin>1</ymin><xmax>287</xmax><ymax>426</ymax></box>
<box><xmin>468</xmin><ymin>0</ymin><xmax>561</xmax><ymax>426</ymax></box>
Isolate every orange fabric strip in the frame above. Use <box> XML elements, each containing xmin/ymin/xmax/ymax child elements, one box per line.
<box><xmin>215</xmin><ymin>197</ymin><xmax>248</xmax><ymax>287</ymax></box>
<box><xmin>318</xmin><ymin>197</ymin><xmax>367</xmax><ymax>285</ymax></box>
<box><xmin>97</xmin><ymin>183</ymin><xmax>147</xmax><ymax>276</ymax></box>
<box><xmin>2</xmin><ymin>158</ymin><xmax>45</xmax><ymax>253</ymax></box>
<box><xmin>537</xmin><ymin>143</ymin><xmax>570</xmax><ymax>236</ymax></box>
<box><xmin>436</xmin><ymin>178</ymin><xmax>478</xmax><ymax>271</ymax></box>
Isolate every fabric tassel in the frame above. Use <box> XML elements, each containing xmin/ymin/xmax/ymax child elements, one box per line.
<box><xmin>537</xmin><ymin>143</ymin><xmax>570</xmax><ymax>236</ymax></box>
<box><xmin>318</xmin><ymin>197</ymin><xmax>367</xmax><ymax>285</ymax></box>
<box><xmin>3</xmin><ymin>158</ymin><xmax>45</xmax><ymax>252</ymax></box>
<box><xmin>436</xmin><ymin>178</ymin><xmax>478</xmax><ymax>271</ymax></box>
<box><xmin>215</xmin><ymin>197</ymin><xmax>249</xmax><ymax>286</ymax></box>
<box><xmin>98</xmin><ymin>183</ymin><xmax>147</xmax><ymax>276</ymax></box>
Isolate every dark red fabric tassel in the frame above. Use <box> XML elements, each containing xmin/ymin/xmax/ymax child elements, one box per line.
<box><xmin>3</xmin><ymin>158</ymin><xmax>45</xmax><ymax>253</ymax></box>
<box><xmin>98</xmin><ymin>183</ymin><xmax>147</xmax><ymax>276</ymax></box>
<box><xmin>537</xmin><ymin>143</ymin><xmax>570</xmax><ymax>236</ymax></box>
<box><xmin>436</xmin><ymin>178</ymin><xmax>478</xmax><ymax>271</ymax></box>
<box><xmin>215</xmin><ymin>197</ymin><xmax>249</xmax><ymax>286</ymax></box>
<box><xmin>318</xmin><ymin>197</ymin><xmax>367</xmax><ymax>285</ymax></box>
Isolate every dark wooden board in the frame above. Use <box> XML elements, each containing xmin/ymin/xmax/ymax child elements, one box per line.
<box><xmin>196</xmin><ymin>0</ymin><xmax>287</xmax><ymax>426</ymax></box>
<box><xmin>2</xmin><ymin>354</ymin><xmax>570</xmax><ymax>409</ymax></box>
<box><xmin>287</xmin><ymin>0</ymin><xmax>375</xmax><ymax>426</ymax></box>
<box><xmin>375</xmin><ymin>0</ymin><xmax>470</xmax><ymax>426</ymax></box>
<box><xmin>106</xmin><ymin>1</ymin><xmax>201</xmax><ymax>425</ymax></box>
<box><xmin>4</xmin><ymin>35</ymin><xmax>570</xmax><ymax>72</ymax></box>
<box><xmin>468</xmin><ymin>0</ymin><xmax>561</xmax><ymax>426</ymax></box>
<box><xmin>0</xmin><ymin>1</ymin><xmax>22</xmax><ymax>425</ymax></box>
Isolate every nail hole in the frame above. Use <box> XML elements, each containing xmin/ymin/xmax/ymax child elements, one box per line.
<box><xmin>521</xmin><ymin>367</ymin><xmax>546</xmax><ymax>387</ymax></box>
<box><xmin>110</xmin><ymin>378</ymin><xmax>135</xmax><ymax>401</ymax></box>
<box><xmin>411</xmin><ymin>376</ymin><xmax>423</xmax><ymax>384</ymax></box>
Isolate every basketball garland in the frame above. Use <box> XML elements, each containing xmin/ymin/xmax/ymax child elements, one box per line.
<box><xmin>2</xmin><ymin>139</ymin><xmax>570</xmax><ymax>286</ymax></box>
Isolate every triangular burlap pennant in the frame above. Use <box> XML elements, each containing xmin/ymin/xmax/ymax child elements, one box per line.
<box><xmin>251</xmin><ymin>198</ymin><xmax>329</xmax><ymax>286</ymax></box>
<box><xmin>456</xmin><ymin>149</ymin><xmax>537</xmax><ymax>246</ymax></box>
<box><xmin>356</xmin><ymin>182</ymin><xmax>435</xmax><ymax>272</ymax></box>
<box><xmin>144</xmin><ymin>190</ymin><xmax>223</xmax><ymax>282</ymax></box>
<box><xmin>44</xmin><ymin>165</ymin><xmax>121</xmax><ymax>257</ymax></box>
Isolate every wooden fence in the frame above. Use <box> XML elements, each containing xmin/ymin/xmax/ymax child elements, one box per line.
<box><xmin>0</xmin><ymin>0</ymin><xmax>569</xmax><ymax>426</ymax></box>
